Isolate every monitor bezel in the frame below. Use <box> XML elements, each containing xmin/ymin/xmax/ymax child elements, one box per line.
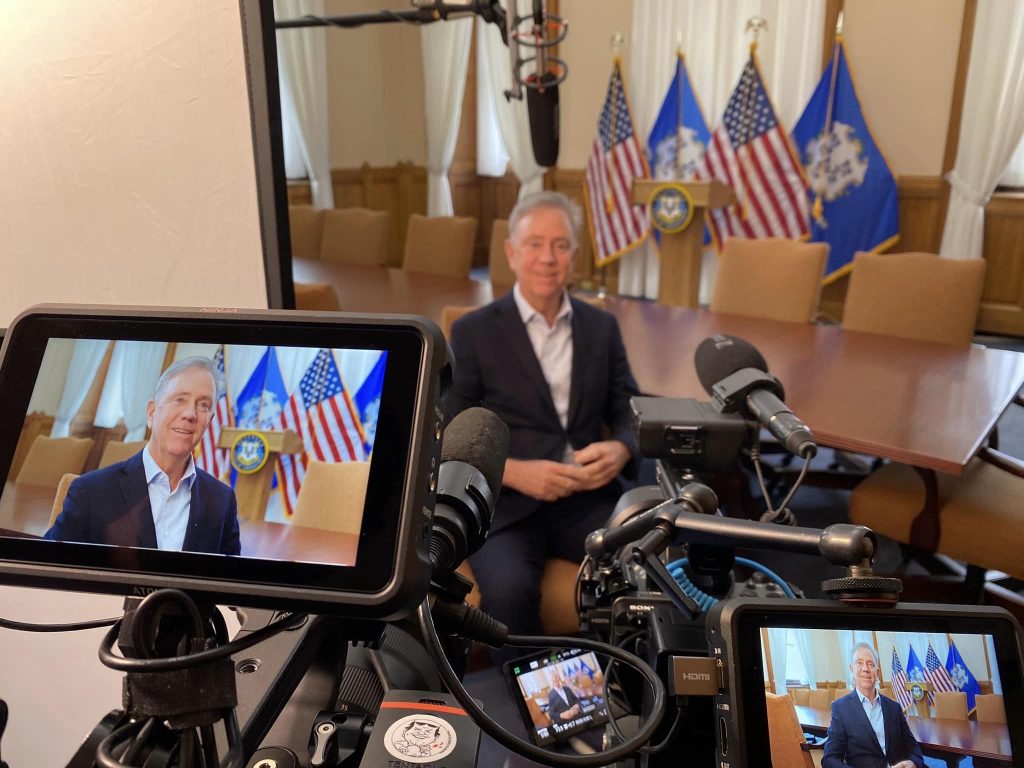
<box><xmin>0</xmin><ymin>305</ymin><xmax>449</xmax><ymax>618</ymax></box>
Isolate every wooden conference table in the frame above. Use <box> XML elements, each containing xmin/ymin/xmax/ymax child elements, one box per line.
<box><xmin>794</xmin><ymin>704</ymin><xmax>1012</xmax><ymax>764</ymax></box>
<box><xmin>294</xmin><ymin>259</ymin><xmax>1024</xmax><ymax>476</ymax></box>
<box><xmin>0</xmin><ymin>482</ymin><xmax>357</xmax><ymax>565</ymax></box>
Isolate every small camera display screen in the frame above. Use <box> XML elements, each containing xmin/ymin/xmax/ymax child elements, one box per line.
<box><xmin>505</xmin><ymin>648</ymin><xmax>611</xmax><ymax>747</ymax></box>
<box><xmin>759</xmin><ymin>626</ymin><xmax>1013</xmax><ymax>764</ymax></box>
<box><xmin>1</xmin><ymin>339</ymin><xmax>388</xmax><ymax>565</ymax></box>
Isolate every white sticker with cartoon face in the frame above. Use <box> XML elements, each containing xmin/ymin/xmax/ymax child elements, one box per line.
<box><xmin>383</xmin><ymin>713</ymin><xmax>458</xmax><ymax>763</ymax></box>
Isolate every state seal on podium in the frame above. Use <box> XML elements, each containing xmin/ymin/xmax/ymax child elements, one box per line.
<box><xmin>230</xmin><ymin>431</ymin><xmax>270</xmax><ymax>474</ymax></box>
<box><xmin>649</xmin><ymin>182</ymin><xmax>695</xmax><ymax>235</ymax></box>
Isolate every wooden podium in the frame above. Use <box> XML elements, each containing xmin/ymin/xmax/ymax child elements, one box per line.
<box><xmin>217</xmin><ymin>428</ymin><xmax>303</xmax><ymax>521</ymax></box>
<box><xmin>631</xmin><ymin>179</ymin><xmax>734</xmax><ymax>308</ymax></box>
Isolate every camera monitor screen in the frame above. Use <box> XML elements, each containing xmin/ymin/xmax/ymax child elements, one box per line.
<box><xmin>505</xmin><ymin>648</ymin><xmax>611</xmax><ymax>747</ymax></box>
<box><xmin>0</xmin><ymin>306</ymin><xmax>448</xmax><ymax>617</ymax></box>
<box><xmin>716</xmin><ymin>600</ymin><xmax>1024</xmax><ymax>768</ymax></box>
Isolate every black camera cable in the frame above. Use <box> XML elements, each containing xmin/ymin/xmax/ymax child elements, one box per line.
<box><xmin>417</xmin><ymin>599</ymin><xmax>667</xmax><ymax>767</ymax></box>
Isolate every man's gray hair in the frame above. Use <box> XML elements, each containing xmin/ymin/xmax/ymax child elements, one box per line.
<box><xmin>508</xmin><ymin>191</ymin><xmax>583</xmax><ymax>249</ymax></box>
<box><xmin>850</xmin><ymin>642</ymin><xmax>880</xmax><ymax>667</ymax></box>
<box><xmin>153</xmin><ymin>355</ymin><xmax>225</xmax><ymax>402</ymax></box>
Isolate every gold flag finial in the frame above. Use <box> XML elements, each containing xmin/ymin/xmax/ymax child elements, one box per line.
<box><xmin>745</xmin><ymin>16</ymin><xmax>768</xmax><ymax>54</ymax></box>
<box><xmin>610</xmin><ymin>31</ymin><xmax>624</xmax><ymax>57</ymax></box>
<box><xmin>836</xmin><ymin>10</ymin><xmax>845</xmax><ymax>37</ymax></box>
<box><xmin>675</xmin><ymin>30</ymin><xmax>684</xmax><ymax>56</ymax></box>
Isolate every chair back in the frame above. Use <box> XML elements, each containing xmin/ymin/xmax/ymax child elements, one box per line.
<box><xmin>879</xmin><ymin>683</ymin><xmax>894</xmax><ymax>700</ymax></box>
<box><xmin>791</xmin><ymin>688</ymin><xmax>810</xmax><ymax>707</ymax></box>
<box><xmin>842</xmin><ymin>251</ymin><xmax>986</xmax><ymax>346</ymax></box>
<box><xmin>294</xmin><ymin>282</ymin><xmax>342</xmax><ymax>312</ymax></box>
<box><xmin>489</xmin><ymin>219</ymin><xmax>516</xmax><ymax>295</ymax></box>
<box><xmin>764</xmin><ymin>693</ymin><xmax>814</xmax><ymax>768</ymax></box>
<box><xmin>440</xmin><ymin>305</ymin><xmax>478</xmax><ymax>340</ymax></box>
<box><xmin>320</xmin><ymin>207</ymin><xmax>391</xmax><ymax>266</ymax></box>
<box><xmin>288</xmin><ymin>205</ymin><xmax>326</xmax><ymax>261</ymax></box>
<box><xmin>16</xmin><ymin>436</ymin><xmax>94</xmax><ymax>490</ymax></box>
<box><xmin>834</xmin><ymin>687</ymin><xmax>851</xmax><ymax>700</ymax></box>
<box><xmin>49</xmin><ymin>473</ymin><xmax>80</xmax><ymax>529</ymax></box>
<box><xmin>526</xmin><ymin>696</ymin><xmax>551</xmax><ymax>728</ymax></box>
<box><xmin>933</xmin><ymin>691</ymin><xmax>968</xmax><ymax>719</ymax></box>
<box><xmin>99</xmin><ymin>440</ymin><xmax>147</xmax><ymax>469</ymax></box>
<box><xmin>402</xmin><ymin>214</ymin><xmax>478</xmax><ymax>278</ymax></box>
<box><xmin>807</xmin><ymin>688</ymin><xmax>832</xmax><ymax>709</ymax></box>
<box><xmin>291</xmin><ymin>460</ymin><xmax>370</xmax><ymax>535</ymax></box>
<box><xmin>710</xmin><ymin>238</ymin><xmax>827</xmax><ymax>323</ymax></box>
<box><xmin>974</xmin><ymin>693</ymin><xmax>1006</xmax><ymax>723</ymax></box>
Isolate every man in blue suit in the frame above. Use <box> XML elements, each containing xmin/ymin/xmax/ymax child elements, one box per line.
<box><xmin>44</xmin><ymin>356</ymin><xmax>240</xmax><ymax>555</ymax></box>
<box><xmin>445</xmin><ymin>191</ymin><xmax>640</xmax><ymax>645</ymax></box>
<box><xmin>823</xmin><ymin>643</ymin><xmax>925</xmax><ymax>768</ymax></box>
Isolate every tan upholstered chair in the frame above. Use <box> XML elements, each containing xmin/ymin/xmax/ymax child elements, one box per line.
<box><xmin>440</xmin><ymin>305</ymin><xmax>478</xmax><ymax>340</ymax></box>
<box><xmin>291</xmin><ymin>461</ymin><xmax>370</xmax><ymax>535</ymax></box>
<box><xmin>834</xmin><ymin>687</ymin><xmax>851</xmax><ymax>700</ymax></box>
<box><xmin>489</xmin><ymin>219</ymin><xmax>516</xmax><ymax>296</ymax></box>
<box><xmin>790</xmin><ymin>688</ymin><xmax>810</xmax><ymax>707</ymax></box>
<box><xmin>49</xmin><ymin>473</ymin><xmax>80</xmax><ymax>529</ymax></box>
<box><xmin>457</xmin><ymin>558</ymin><xmax>581</xmax><ymax>636</ymax></box>
<box><xmin>933</xmin><ymin>691</ymin><xmax>968</xmax><ymax>719</ymax></box>
<box><xmin>978</xmin><ymin>679</ymin><xmax>995</xmax><ymax>695</ymax></box>
<box><xmin>98</xmin><ymin>440</ymin><xmax>147</xmax><ymax>469</ymax></box>
<box><xmin>842</xmin><ymin>252</ymin><xmax>986</xmax><ymax>347</ymax></box>
<box><xmin>764</xmin><ymin>693</ymin><xmax>820</xmax><ymax>768</ymax></box>
<box><xmin>294</xmin><ymin>282</ymin><xmax>342</xmax><ymax>312</ymax></box>
<box><xmin>320</xmin><ymin>207</ymin><xmax>391</xmax><ymax>266</ymax></box>
<box><xmin>974</xmin><ymin>693</ymin><xmax>1006</xmax><ymax>723</ymax></box>
<box><xmin>16</xmin><ymin>436</ymin><xmax>94</xmax><ymax>490</ymax></box>
<box><xmin>402</xmin><ymin>214</ymin><xmax>478</xmax><ymax>279</ymax></box>
<box><xmin>710</xmin><ymin>238</ymin><xmax>828</xmax><ymax>323</ymax></box>
<box><xmin>879</xmin><ymin>683</ymin><xmax>894</xmax><ymax>701</ymax></box>
<box><xmin>806</xmin><ymin>688</ymin><xmax>832</xmax><ymax>709</ymax></box>
<box><xmin>849</xmin><ymin>444</ymin><xmax>1024</xmax><ymax>581</ymax></box>
<box><xmin>288</xmin><ymin>205</ymin><xmax>326</xmax><ymax>261</ymax></box>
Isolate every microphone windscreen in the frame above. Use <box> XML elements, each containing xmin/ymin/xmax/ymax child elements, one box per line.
<box><xmin>526</xmin><ymin>73</ymin><xmax>559</xmax><ymax>167</ymax></box>
<box><xmin>441</xmin><ymin>407</ymin><xmax>510</xmax><ymax>496</ymax></box>
<box><xmin>694</xmin><ymin>334</ymin><xmax>769</xmax><ymax>395</ymax></box>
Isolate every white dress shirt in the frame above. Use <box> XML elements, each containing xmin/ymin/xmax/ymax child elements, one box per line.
<box><xmin>142</xmin><ymin>446</ymin><xmax>197</xmax><ymax>551</ymax></box>
<box><xmin>513</xmin><ymin>283</ymin><xmax>574</xmax><ymax>461</ymax></box>
<box><xmin>856</xmin><ymin>687</ymin><xmax>887</xmax><ymax>755</ymax></box>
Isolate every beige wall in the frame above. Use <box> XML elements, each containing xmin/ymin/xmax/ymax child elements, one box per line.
<box><xmin>322</xmin><ymin>0</ymin><xmax>427</xmax><ymax>167</ymax></box>
<box><xmin>843</xmin><ymin>0</ymin><xmax>965</xmax><ymax>176</ymax></box>
<box><xmin>559</xmin><ymin>0</ymin><xmax>635</xmax><ymax>169</ymax></box>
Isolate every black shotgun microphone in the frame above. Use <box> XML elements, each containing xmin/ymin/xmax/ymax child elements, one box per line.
<box><xmin>526</xmin><ymin>72</ymin><xmax>560</xmax><ymax>167</ymax></box>
<box><xmin>694</xmin><ymin>334</ymin><xmax>817</xmax><ymax>459</ymax></box>
<box><xmin>429</xmin><ymin>407</ymin><xmax>510</xmax><ymax>575</ymax></box>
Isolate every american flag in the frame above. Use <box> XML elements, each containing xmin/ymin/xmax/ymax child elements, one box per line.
<box><xmin>890</xmin><ymin>646</ymin><xmax>913</xmax><ymax>712</ymax></box>
<box><xmin>925</xmin><ymin>643</ymin><xmax>956</xmax><ymax>706</ymax></box>
<box><xmin>277</xmin><ymin>349</ymin><xmax>367</xmax><ymax>516</ymax></box>
<box><xmin>194</xmin><ymin>346</ymin><xmax>231</xmax><ymax>480</ymax></box>
<box><xmin>697</xmin><ymin>54</ymin><xmax>809</xmax><ymax>246</ymax></box>
<box><xmin>583</xmin><ymin>59</ymin><xmax>650</xmax><ymax>267</ymax></box>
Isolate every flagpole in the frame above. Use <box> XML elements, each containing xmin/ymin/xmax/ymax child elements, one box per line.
<box><xmin>596</xmin><ymin>32</ymin><xmax>626</xmax><ymax>299</ymax></box>
<box><xmin>813</xmin><ymin>12</ymin><xmax>844</xmax><ymax>226</ymax></box>
<box><xmin>675</xmin><ymin>35</ymin><xmax>684</xmax><ymax>177</ymax></box>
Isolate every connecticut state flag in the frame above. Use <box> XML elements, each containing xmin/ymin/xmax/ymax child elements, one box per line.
<box><xmin>791</xmin><ymin>39</ymin><xmax>900</xmax><ymax>283</ymax></box>
<box><xmin>647</xmin><ymin>53</ymin><xmax>711</xmax><ymax>245</ymax></box>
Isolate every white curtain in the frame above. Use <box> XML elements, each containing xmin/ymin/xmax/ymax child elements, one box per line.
<box><xmin>767</xmin><ymin>628</ymin><xmax>789</xmax><ymax>695</ymax></box>
<box><xmin>476</xmin><ymin>6</ymin><xmax>545</xmax><ymax>199</ymax></box>
<box><xmin>621</xmin><ymin>0</ymin><xmax>823</xmax><ymax>300</ymax></box>
<box><xmin>421</xmin><ymin>18</ymin><xmax>474</xmax><ymax>216</ymax></box>
<box><xmin>51</xmin><ymin>340</ymin><xmax>110</xmax><ymax>437</ymax></box>
<box><xmin>121</xmin><ymin>342</ymin><xmax>169</xmax><ymax>441</ymax></box>
<box><xmin>793</xmin><ymin>629</ymin><xmax>818</xmax><ymax>689</ymax></box>
<box><xmin>939</xmin><ymin>0</ymin><xmax>1024</xmax><ymax>260</ymax></box>
<box><xmin>274</xmin><ymin>0</ymin><xmax>334</xmax><ymax>208</ymax></box>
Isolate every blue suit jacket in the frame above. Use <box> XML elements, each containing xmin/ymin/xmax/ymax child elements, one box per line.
<box><xmin>444</xmin><ymin>292</ymin><xmax>641</xmax><ymax>532</ymax></box>
<box><xmin>43</xmin><ymin>451</ymin><xmax>241</xmax><ymax>555</ymax></box>
<box><xmin>822</xmin><ymin>691</ymin><xmax>925</xmax><ymax>768</ymax></box>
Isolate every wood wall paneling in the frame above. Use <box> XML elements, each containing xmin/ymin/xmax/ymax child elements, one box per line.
<box><xmin>978</xmin><ymin>193</ymin><xmax>1024</xmax><ymax>335</ymax></box>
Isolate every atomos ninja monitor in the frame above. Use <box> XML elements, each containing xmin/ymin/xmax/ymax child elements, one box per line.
<box><xmin>0</xmin><ymin>306</ymin><xmax>449</xmax><ymax>618</ymax></box>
